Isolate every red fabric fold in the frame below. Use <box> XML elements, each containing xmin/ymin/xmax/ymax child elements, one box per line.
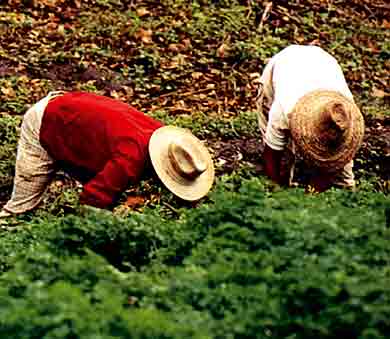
<box><xmin>40</xmin><ymin>92</ymin><xmax>163</xmax><ymax>208</ymax></box>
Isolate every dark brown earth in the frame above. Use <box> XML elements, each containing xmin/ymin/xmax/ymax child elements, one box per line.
<box><xmin>357</xmin><ymin>116</ymin><xmax>390</xmax><ymax>182</ymax></box>
<box><xmin>0</xmin><ymin>115</ymin><xmax>388</xmax><ymax>209</ymax></box>
<box><xmin>0</xmin><ymin>0</ymin><xmax>389</xmax><ymax>207</ymax></box>
<box><xmin>208</xmin><ymin>116</ymin><xmax>390</xmax><ymax>189</ymax></box>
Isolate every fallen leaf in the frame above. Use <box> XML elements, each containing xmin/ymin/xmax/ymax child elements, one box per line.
<box><xmin>372</xmin><ymin>87</ymin><xmax>387</xmax><ymax>98</ymax></box>
<box><xmin>382</xmin><ymin>19</ymin><xmax>390</xmax><ymax>29</ymax></box>
<box><xmin>216</xmin><ymin>43</ymin><xmax>227</xmax><ymax>58</ymax></box>
<box><xmin>136</xmin><ymin>8</ymin><xmax>150</xmax><ymax>17</ymax></box>
<box><xmin>168</xmin><ymin>43</ymin><xmax>180</xmax><ymax>52</ymax></box>
<box><xmin>124</xmin><ymin>196</ymin><xmax>145</xmax><ymax>208</ymax></box>
<box><xmin>1</xmin><ymin>87</ymin><xmax>15</xmax><ymax>98</ymax></box>
<box><xmin>135</xmin><ymin>28</ymin><xmax>153</xmax><ymax>44</ymax></box>
<box><xmin>191</xmin><ymin>72</ymin><xmax>203</xmax><ymax>80</ymax></box>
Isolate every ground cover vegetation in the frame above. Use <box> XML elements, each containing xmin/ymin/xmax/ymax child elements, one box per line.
<box><xmin>0</xmin><ymin>0</ymin><xmax>389</xmax><ymax>337</ymax></box>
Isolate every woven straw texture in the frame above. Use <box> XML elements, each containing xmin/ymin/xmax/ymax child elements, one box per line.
<box><xmin>149</xmin><ymin>126</ymin><xmax>214</xmax><ymax>201</ymax></box>
<box><xmin>290</xmin><ymin>90</ymin><xmax>364</xmax><ymax>172</ymax></box>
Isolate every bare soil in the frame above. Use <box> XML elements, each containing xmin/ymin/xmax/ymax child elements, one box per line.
<box><xmin>208</xmin><ymin>116</ymin><xmax>390</xmax><ymax>186</ymax></box>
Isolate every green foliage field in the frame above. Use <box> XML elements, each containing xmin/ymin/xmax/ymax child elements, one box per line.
<box><xmin>0</xmin><ymin>178</ymin><xmax>389</xmax><ymax>338</ymax></box>
<box><xmin>0</xmin><ymin>0</ymin><xmax>389</xmax><ymax>338</ymax></box>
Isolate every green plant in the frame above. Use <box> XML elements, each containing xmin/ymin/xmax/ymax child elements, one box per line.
<box><xmin>0</xmin><ymin>1</ymin><xmax>388</xmax><ymax>336</ymax></box>
<box><xmin>0</xmin><ymin>177</ymin><xmax>388</xmax><ymax>338</ymax></box>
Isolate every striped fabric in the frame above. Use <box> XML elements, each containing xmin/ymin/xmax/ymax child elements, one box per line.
<box><xmin>3</xmin><ymin>92</ymin><xmax>64</xmax><ymax>214</ymax></box>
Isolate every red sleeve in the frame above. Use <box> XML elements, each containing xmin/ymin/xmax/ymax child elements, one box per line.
<box><xmin>79</xmin><ymin>140</ymin><xmax>144</xmax><ymax>209</ymax></box>
<box><xmin>263</xmin><ymin>144</ymin><xmax>288</xmax><ymax>186</ymax></box>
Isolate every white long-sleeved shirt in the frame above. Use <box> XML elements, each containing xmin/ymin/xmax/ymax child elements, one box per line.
<box><xmin>260</xmin><ymin>45</ymin><xmax>354</xmax><ymax>151</ymax></box>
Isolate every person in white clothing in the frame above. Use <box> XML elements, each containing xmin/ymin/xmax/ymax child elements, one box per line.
<box><xmin>257</xmin><ymin>45</ymin><xmax>365</xmax><ymax>192</ymax></box>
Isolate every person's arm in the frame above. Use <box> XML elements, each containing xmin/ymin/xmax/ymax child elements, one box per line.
<box><xmin>261</xmin><ymin>93</ymin><xmax>291</xmax><ymax>186</ymax></box>
<box><xmin>79</xmin><ymin>142</ymin><xmax>144</xmax><ymax>209</ymax></box>
<box><xmin>263</xmin><ymin>144</ymin><xmax>289</xmax><ymax>186</ymax></box>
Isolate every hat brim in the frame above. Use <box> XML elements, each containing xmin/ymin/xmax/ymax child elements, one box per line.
<box><xmin>149</xmin><ymin>126</ymin><xmax>215</xmax><ymax>201</ymax></box>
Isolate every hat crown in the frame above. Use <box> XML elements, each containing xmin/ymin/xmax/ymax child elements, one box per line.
<box><xmin>149</xmin><ymin>126</ymin><xmax>215</xmax><ymax>201</ymax></box>
<box><xmin>168</xmin><ymin>137</ymin><xmax>208</xmax><ymax>180</ymax></box>
<box><xmin>329</xmin><ymin>102</ymin><xmax>349</xmax><ymax>131</ymax></box>
<box><xmin>320</xmin><ymin>102</ymin><xmax>350</xmax><ymax>144</ymax></box>
<box><xmin>290</xmin><ymin>90</ymin><xmax>365</xmax><ymax>173</ymax></box>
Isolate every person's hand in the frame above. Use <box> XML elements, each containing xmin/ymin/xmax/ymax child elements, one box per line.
<box><xmin>0</xmin><ymin>210</ymin><xmax>12</xmax><ymax>218</ymax></box>
<box><xmin>263</xmin><ymin>144</ymin><xmax>288</xmax><ymax>186</ymax></box>
<box><xmin>309</xmin><ymin>173</ymin><xmax>335</xmax><ymax>193</ymax></box>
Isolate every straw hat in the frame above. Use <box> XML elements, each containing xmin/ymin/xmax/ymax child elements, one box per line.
<box><xmin>149</xmin><ymin>126</ymin><xmax>215</xmax><ymax>201</ymax></box>
<box><xmin>290</xmin><ymin>90</ymin><xmax>364</xmax><ymax>172</ymax></box>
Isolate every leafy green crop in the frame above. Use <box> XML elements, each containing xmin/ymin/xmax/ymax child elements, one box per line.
<box><xmin>0</xmin><ymin>178</ymin><xmax>388</xmax><ymax>338</ymax></box>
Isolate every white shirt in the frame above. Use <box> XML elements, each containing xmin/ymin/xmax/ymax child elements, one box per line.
<box><xmin>260</xmin><ymin>45</ymin><xmax>354</xmax><ymax>151</ymax></box>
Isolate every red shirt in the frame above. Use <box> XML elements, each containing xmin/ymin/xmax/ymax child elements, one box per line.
<box><xmin>40</xmin><ymin>92</ymin><xmax>163</xmax><ymax>208</ymax></box>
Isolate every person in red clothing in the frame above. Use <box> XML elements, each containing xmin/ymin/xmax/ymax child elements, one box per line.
<box><xmin>0</xmin><ymin>91</ymin><xmax>214</xmax><ymax>217</ymax></box>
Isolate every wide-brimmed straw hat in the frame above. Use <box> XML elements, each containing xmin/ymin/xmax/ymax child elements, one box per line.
<box><xmin>290</xmin><ymin>90</ymin><xmax>365</xmax><ymax>173</ymax></box>
<box><xmin>149</xmin><ymin>126</ymin><xmax>215</xmax><ymax>201</ymax></box>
